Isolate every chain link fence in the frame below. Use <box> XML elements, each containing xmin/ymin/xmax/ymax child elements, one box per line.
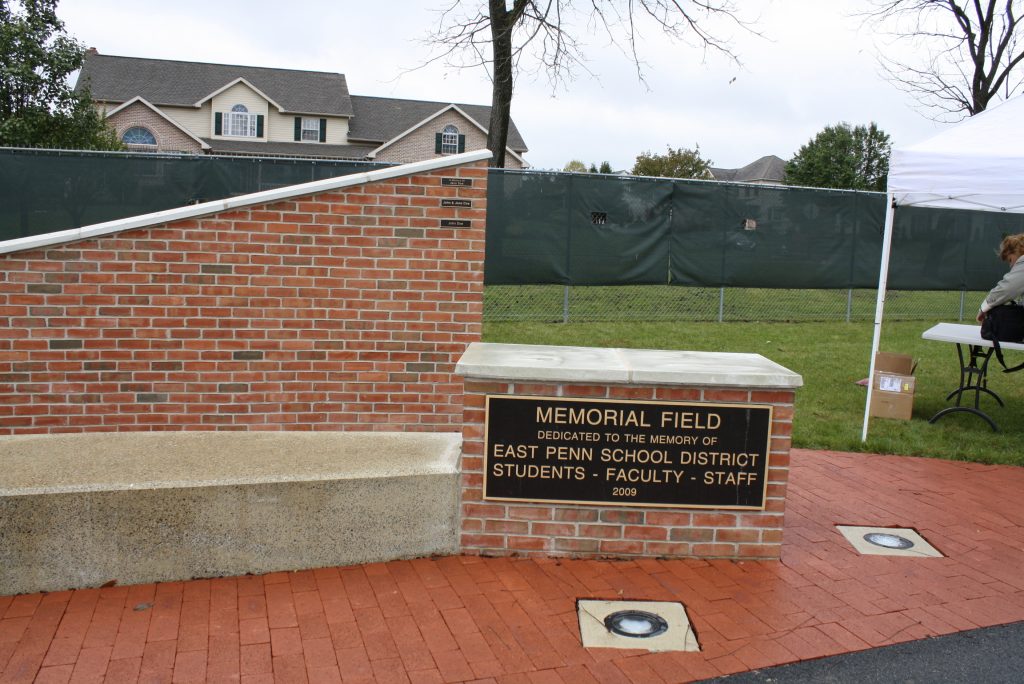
<box><xmin>483</xmin><ymin>286</ymin><xmax>984</xmax><ymax>323</ymax></box>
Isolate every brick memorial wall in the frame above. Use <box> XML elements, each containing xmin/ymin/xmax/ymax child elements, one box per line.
<box><xmin>0</xmin><ymin>149</ymin><xmax>802</xmax><ymax>565</ymax></box>
<box><xmin>0</xmin><ymin>157</ymin><xmax>487</xmax><ymax>434</ymax></box>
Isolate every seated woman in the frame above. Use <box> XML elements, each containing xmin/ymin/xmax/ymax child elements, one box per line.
<box><xmin>977</xmin><ymin>233</ymin><xmax>1024</xmax><ymax>323</ymax></box>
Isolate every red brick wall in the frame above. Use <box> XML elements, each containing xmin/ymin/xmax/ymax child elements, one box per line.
<box><xmin>460</xmin><ymin>381</ymin><xmax>794</xmax><ymax>560</ymax></box>
<box><xmin>0</xmin><ymin>161</ymin><xmax>487</xmax><ymax>434</ymax></box>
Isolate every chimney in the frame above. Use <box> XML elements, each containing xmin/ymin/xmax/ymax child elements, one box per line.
<box><xmin>86</xmin><ymin>47</ymin><xmax>98</xmax><ymax>55</ymax></box>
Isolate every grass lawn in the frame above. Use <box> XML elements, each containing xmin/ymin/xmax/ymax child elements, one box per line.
<box><xmin>483</xmin><ymin>319</ymin><xmax>1024</xmax><ymax>467</ymax></box>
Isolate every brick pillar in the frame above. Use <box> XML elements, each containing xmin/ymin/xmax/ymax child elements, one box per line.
<box><xmin>458</xmin><ymin>377</ymin><xmax>795</xmax><ymax>561</ymax></box>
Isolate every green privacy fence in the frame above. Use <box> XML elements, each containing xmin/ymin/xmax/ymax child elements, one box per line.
<box><xmin>0</xmin><ymin>148</ymin><xmax>388</xmax><ymax>241</ymax></box>
<box><xmin>485</xmin><ymin>170</ymin><xmax>1024</xmax><ymax>290</ymax></box>
<box><xmin>3</xmin><ymin>148</ymin><xmax>1023</xmax><ymax>291</ymax></box>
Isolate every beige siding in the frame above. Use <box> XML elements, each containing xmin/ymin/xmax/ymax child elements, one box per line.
<box><xmin>105</xmin><ymin>102</ymin><xmax>203</xmax><ymax>154</ymax></box>
<box><xmin>374</xmin><ymin>109</ymin><xmax>525</xmax><ymax>169</ymax></box>
<box><xmin>210</xmin><ymin>82</ymin><xmax>269</xmax><ymax>140</ymax></box>
<box><xmin>162</xmin><ymin>104</ymin><xmax>211</xmax><ymax>138</ymax></box>
<box><xmin>265</xmin><ymin>111</ymin><xmax>349</xmax><ymax>144</ymax></box>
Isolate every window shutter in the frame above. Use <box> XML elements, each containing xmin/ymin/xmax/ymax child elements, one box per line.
<box><xmin>214</xmin><ymin>112</ymin><xmax>222</xmax><ymax>136</ymax></box>
<box><xmin>294</xmin><ymin>117</ymin><xmax>301</xmax><ymax>141</ymax></box>
<box><xmin>256</xmin><ymin>115</ymin><xmax>264</xmax><ymax>138</ymax></box>
<box><xmin>457</xmin><ymin>135</ymin><xmax>466</xmax><ymax>153</ymax></box>
<box><xmin>435</xmin><ymin>133</ymin><xmax>442</xmax><ymax>154</ymax></box>
<box><xmin>319</xmin><ymin>118</ymin><xmax>327</xmax><ymax>143</ymax></box>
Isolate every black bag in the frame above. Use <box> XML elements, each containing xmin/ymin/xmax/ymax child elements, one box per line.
<box><xmin>981</xmin><ymin>302</ymin><xmax>1024</xmax><ymax>372</ymax></box>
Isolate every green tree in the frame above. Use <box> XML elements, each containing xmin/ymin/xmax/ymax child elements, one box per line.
<box><xmin>598</xmin><ymin>161</ymin><xmax>613</xmax><ymax>174</ymax></box>
<box><xmin>0</xmin><ymin>0</ymin><xmax>121</xmax><ymax>149</ymax></box>
<box><xmin>784</xmin><ymin>122</ymin><xmax>891</xmax><ymax>191</ymax></box>
<box><xmin>632</xmin><ymin>145</ymin><xmax>713</xmax><ymax>179</ymax></box>
<box><xmin>563</xmin><ymin>159</ymin><xmax>587</xmax><ymax>173</ymax></box>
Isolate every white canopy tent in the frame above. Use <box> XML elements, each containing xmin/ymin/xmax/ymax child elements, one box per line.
<box><xmin>862</xmin><ymin>95</ymin><xmax>1024</xmax><ymax>440</ymax></box>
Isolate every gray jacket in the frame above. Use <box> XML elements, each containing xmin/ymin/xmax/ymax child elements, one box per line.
<box><xmin>982</xmin><ymin>258</ymin><xmax>1024</xmax><ymax>312</ymax></box>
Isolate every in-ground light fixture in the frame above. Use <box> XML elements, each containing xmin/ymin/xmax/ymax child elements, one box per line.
<box><xmin>863</xmin><ymin>531</ymin><xmax>916</xmax><ymax>550</ymax></box>
<box><xmin>577</xmin><ymin>600</ymin><xmax>699</xmax><ymax>652</ymax></box>
<box><xmin>836</xmin><ymin>526</ymin><xmax>943</xmax><ymax>557</ymax></box>
<box><xmin>603</xmin><ymin>609</ymin><xmax>669</xmax><ymax>638</ymax></box>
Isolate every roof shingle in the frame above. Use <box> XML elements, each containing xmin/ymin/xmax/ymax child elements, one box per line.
<box><xmin>77</xmin><ymin>53</ymin><xmax>353</xmax><ymax>116</ymax></box>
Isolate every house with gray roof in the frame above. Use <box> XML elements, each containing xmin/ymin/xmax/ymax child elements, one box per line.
<box><xmin>75</xmin><ymin>51</ymin><xmax>529</xmax><ymax>168</ymax></box>
<box><xmin>710</xmin><ymin>155</ymin><xmax>786</xmax><ymax>185</ymax></box>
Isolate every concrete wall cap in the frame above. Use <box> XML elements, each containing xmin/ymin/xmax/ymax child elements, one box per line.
<box><xmin>455</xmin><ymin>342</ymin><xmax>803</xmax><ymax>389</ymax></box>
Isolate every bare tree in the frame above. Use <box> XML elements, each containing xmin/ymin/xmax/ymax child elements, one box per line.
<box><xmin>864</xmin><ymin>0</ymin><xmax>1024</xmax><ymax>119</ymax></box>
<box><xmin>424</xmin><ymin>1</ymin><xmax>752</xmax><ymax>167</ymax></box>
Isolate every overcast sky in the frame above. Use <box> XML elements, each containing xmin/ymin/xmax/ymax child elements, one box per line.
<box><xmin>60</xmin><ymin>0</ymin><xmax>953</xmax><ymax>171</ymax></box>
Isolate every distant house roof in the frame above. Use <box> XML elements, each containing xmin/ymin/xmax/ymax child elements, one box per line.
<box><xmin>349</xmin><ymin>95</ymin><xmax>528</xmax><ymax>153</ymax></box>
<box><xmin>711</xmin><ymin>155</ymin><xmax>787</xmax><ymax>184</ymax></box>
<box><xmin>76</xmin><ymin>53</ymin><xmax>353</xmax><ymax>116</ymax></box>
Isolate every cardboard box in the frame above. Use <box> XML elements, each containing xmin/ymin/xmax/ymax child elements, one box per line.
<box><xmin>869</xmin><ymin>352</ymin><xmax>917</xmax><ymax>420</ymax></box>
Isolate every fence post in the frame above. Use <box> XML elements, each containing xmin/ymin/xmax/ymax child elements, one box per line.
<box><xmin>959</xmin><ymin>289</ymin><xmax>966</xmax><ymax>321</ymax></box>
<box><xmin>846</xmin><ymin>289</ymin><xmax>853</xmax><ymax>322</ymax></box>
<box><xmin>563</xmin><ymin>286</ymin><xmax>570</xmax><ymax>324</ymax></box>
<box><xmin>718</xmin><ymin>287</ymin><xmax>725</xmax><ymax>323</ymax></box>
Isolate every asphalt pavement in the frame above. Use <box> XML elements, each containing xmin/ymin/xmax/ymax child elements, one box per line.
<box><xmin>701</xmin><ymin>621</ymin><xmax>1024</xmax><ymax>684</ymax></box>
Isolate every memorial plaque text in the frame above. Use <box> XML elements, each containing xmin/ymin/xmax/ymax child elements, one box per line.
<box><xmin>484</xmin><ymin>396</ymin><xmax>772</xmax><ymax>509</ymax></box>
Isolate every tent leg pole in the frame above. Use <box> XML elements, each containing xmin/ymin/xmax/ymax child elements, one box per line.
<box><xmin>862</xmin><ymin>194</ymin><xmax>897</xmax><ymax>442</ymax></box>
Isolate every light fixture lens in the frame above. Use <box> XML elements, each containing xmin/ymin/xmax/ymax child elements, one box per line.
<box><xmin>604</xmin><ymin>610</ymin><xmax>669</xmax><ymax>638</ymax></box>
<box><xmin>863</xmin><ymin>532</ymin><xmax>915</xmax><ymax>550</ymax></box>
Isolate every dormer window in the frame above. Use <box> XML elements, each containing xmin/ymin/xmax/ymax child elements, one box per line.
<box><xmin>226</xmin><ymin>104</ymin><xmax>256</xmax><ymax>137</ymax></box>
<box><xmin>215</xmin><ymin>104</ymin><xmax>263</xmax><ymax>138</ymax></box>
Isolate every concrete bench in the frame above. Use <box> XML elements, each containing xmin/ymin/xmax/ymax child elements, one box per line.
<box><xmin>0</xmin><ymin>431</ymin><xmax>460</xmax><ymax>595</ymax></box>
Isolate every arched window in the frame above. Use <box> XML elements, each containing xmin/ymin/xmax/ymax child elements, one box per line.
<box><xmin>122</xmin><ymin>126</ymin><xmax>156</xmax><ymax>146</ymax></box>
<box><xmin>441</xmin><ymin>124</ymin><xmax>459</xmax><ymax>154</ymax></box>
<box><xmin>224</xmin><ymin>104</ymin><xmax>258</xmax><ymax>137</ymax></box>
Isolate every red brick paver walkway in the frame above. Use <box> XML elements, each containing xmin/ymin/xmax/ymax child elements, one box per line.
<box><xmin>3</xmin><ymin>449</ymin><xmax>1024</xmax><ymax>683</ymax></box>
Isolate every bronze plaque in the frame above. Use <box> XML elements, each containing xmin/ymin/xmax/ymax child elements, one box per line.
<box><xmin>484</xmin><ymin>395</ymin><xmax>772</xmax><ymax>510</ymax></box>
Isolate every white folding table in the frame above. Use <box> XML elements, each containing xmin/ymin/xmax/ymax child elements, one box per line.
<box><xmin>921</xmin><ymin>322</ymin><xmax>1024</xmax><ymax>431</ymax></box>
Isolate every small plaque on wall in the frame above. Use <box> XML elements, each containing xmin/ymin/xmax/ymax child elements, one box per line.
<box><xmin>441</xmin><ymin>177</ymin><xmax>473</xmax><ymax>187</ymax></box>
<box><xmin>441</xmin><ymin>219</ymin><xmax>471</xmax><ymax>228</ymax></box>
<box><xmin>441</xmin><ymin>199</ymin><xmax>473</xmax><ymax>208</ymax></box>
<box><xmin>484</xmin><ymin>395</ymin><xmax>773</xmax><ymax>510</ymax></box>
